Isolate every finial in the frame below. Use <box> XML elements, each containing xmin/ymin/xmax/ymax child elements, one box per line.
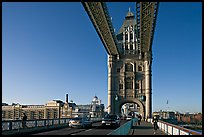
<box><xmin>129</xmin><ymin>7</ymin><xmax>131</xmax><ymax>12</ymax></box>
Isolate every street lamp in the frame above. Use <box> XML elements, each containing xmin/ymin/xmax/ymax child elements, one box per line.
<box><xmin>114</xmin><ymin>94</ymin><xmax>118</xmax><ymax>114</ymax></box>
<box><xmin>115</xmin><ymin>95</ymin><xmax>118</xmax><ymax>101</ymax></box>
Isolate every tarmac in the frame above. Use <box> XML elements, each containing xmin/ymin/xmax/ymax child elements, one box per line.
<box><xmin>128</xmin><ymin>120</ymin><xmax>167</xmax><ymax>135</ymax></box>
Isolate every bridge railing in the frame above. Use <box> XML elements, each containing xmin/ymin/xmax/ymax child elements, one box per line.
<box><xmin>148</xmin><ymin>119</ymin><xmax>202</xmax><ymax>135</ymax></box>
<box><xmin>107</xmin><ymin>118</ymin><xmax>138</xmax><ymax>135</ymax></box>
<box><xmin>2</xmin><ymin>117</ymin><xmax>102</xmax><ymax>132</ymax></box>
<box><xmin>2</xmin><ymin>118</ymin><xmax>72</xmax><ymax>131</ymax></box>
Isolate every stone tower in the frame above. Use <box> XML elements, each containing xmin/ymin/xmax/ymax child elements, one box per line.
<box><xmin>107</xmin><ymin>10</ymin><xmax>152</xmax><ymax>119</ymax></box>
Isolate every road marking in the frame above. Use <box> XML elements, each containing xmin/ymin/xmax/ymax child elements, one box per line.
<box><xmin>85</xmin><ymin>129</ymin><xmax>92</xmax><ymax>132</ymax></box>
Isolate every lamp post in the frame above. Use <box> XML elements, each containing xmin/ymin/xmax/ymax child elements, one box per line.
<box><xmin>114</xmin><ymin>94</ymin><xmax>118</xmax><ymax>115</ymax></box>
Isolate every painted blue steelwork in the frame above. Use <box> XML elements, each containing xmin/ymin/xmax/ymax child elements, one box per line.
<box><xmin>107</xmin><ymin>118</ymin><xmax>138</xmax><ymax>135</ymax></box>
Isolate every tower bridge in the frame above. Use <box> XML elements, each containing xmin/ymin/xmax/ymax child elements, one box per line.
<box><xmin>2</xmin><ymin>3</ymin><xmax>202</xmax><ymax>135</ymax></box>
<box><xmin>82</xmin><ymin>2</ymin><xmax>159</xmax><ymax>120</ymax></box>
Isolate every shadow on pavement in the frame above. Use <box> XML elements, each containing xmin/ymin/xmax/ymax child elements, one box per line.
<box><xmin>132</xmin><ymin>125</ymin><xmax>153</xmax><ymax>129</ymax></box>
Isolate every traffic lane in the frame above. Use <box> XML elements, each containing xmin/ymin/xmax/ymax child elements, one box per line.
<box><xmin>93</xmin><ymin>120</ymin><xmax>128</xmax><ymax>127</ymax></box>
<box><xmin>71</xmin><ymin>120</ymin><xmax>129</xmax><ymax>135</ymax></box>
<box><xmin>71</xmin><ymin>128</ymin><xmax>114</xmax><ymax>135</ymax></box>
<box><xmin>32</xmin><ymin>127</ymin><xmax>86</xmax><ymax>135</ymax></box>
<box><xmin>32</xmin><ymin>120</ymin><xmax>129</xmax><ymax>135</ymax></box>
<box><xmin>32</xmin><ymin>121</ymin><xmax>103</xmax><ymax>135</ymax></box>
<box><xmin>71</xmin><ymin>124</ymin><xmax>118</xmax><ymax>135</ymax></box>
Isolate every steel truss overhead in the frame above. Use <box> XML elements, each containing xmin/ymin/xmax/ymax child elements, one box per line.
<box><xmin>82</xmin><ymin>2</ymin><xmax>159</xmax><ymax>59</ymax></box>
<box><xmin>82</xmin><ymin>2</ymin><xmax>119</xmax><ymax>56</ymax></box>
<box><xmin>136</xmin><ymin>2</ymin><xmax>159</xmax><ymax>60</ymax></box>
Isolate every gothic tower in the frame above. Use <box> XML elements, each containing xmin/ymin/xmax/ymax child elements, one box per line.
<box><xmin>107</xmin><ymin>9</ymin><xmax>152</xmax><ymax>119</ymax></box>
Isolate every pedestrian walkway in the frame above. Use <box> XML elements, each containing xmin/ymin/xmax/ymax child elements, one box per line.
<box><xmin>129</xmin><ymin>121</ymin><xmax>167</xmax><ymax>135</ymax></box>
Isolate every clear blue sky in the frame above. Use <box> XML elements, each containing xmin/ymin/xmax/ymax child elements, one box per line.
<box><xmin>2</xmin><ymin>2</ymin><xmax>202</xmax><ymax>113</ymax></box>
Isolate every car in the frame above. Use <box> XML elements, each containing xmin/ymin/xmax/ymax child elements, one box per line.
<box><xmin>69</xmin><ymin>117</ymin><xmax>92</xmax><ymax>128</ymax></box>
<box><xmin>126</xmin><ymin>115</ymin><xmax>132</xmax><ymax>121</ymax></box>
<box><xmin>101</xmin><ymin>114</ymin><xmax>120</xmax><ymax>128</ymax></box>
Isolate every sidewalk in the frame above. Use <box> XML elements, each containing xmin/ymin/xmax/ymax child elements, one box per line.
<box><xmin>129</xmin><ymin>121</ymin><xmax>167</xmax><ymax>135</ymax></box>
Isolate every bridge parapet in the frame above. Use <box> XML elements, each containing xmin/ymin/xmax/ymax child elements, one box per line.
<box><xmin>2</xmin><ymin>117</ymin><xmax>102</xmax><ymax>135</ymax></box>
<box><xmin>148</xmin><ymin>119</ymin><xmax>202</xmax><ymax>135</ymax></box>
<box><xmin>2</xmin><ymin>118</ymin><xmax>70</xmax><ymax>131</ymax></box>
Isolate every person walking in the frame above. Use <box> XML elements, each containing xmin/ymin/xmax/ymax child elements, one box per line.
<box><xmin>152</xmin><ymin>115</ymin><xmax>159</xmax><ymax>134</ymax></box>
<box><xmin>22</xmin><ymin>113</ymin><xmax>28</xmax><ymax>128</ymax></box>
<box><xmin>137</xmin><ymin>114</ymin><xmax>142</xmax><ymax>125</ymax></box>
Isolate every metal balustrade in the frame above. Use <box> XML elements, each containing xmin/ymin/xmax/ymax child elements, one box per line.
<box><xmin>148</xmin><ymin>118</ymin><xmax>202</xmax><ymax>135</ymax></box>
<box><xmin>2</xmin><ymin>118</ymin><xmax>68</xmax><ymax>131</ymax></box>
<box><xmin>2</xmin><ymin>117</ymin><xmax>102</xmax><ymax>132</ymax></box>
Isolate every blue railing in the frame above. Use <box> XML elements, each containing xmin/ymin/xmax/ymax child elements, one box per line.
<box><xmin>107</xmin><ymin>118</ymin><xmax>138</xmax><ymax>135</ymax></box>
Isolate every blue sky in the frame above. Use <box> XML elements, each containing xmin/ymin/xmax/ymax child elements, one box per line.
<box><xmin>2</xmin><ymin>2</ymin><xmax>202</xmax><ymax>113</ymax></box>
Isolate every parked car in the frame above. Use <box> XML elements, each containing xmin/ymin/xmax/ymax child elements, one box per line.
<box><xmin>101</xmin><ymin>114</ymin><xmax>120</xmax><ymax>128</ymax></box>
<box><xmin>69</xmin><ymin>117</ymin><xmax>92</xmax><ymax>128</ymax></box>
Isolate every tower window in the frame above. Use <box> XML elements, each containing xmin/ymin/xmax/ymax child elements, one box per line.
<box><xmin>138</xmin><ymin>66</ymin><xmax>142</xmax><ymax>71</ymax></box>
<box><xmin>125</xmin><ymin>63</ymin><xmax>133</xmax><ymax>72</ymax></box>
<box><xmin>130</xmin><ymin>43</ymin><xmax>133</xmax><ymax>50</ymax></box>
<box><xmin>136</xmin><ymin>82</ymin><xmax>139</xmax><ymax>89</ymax></box>
<box><xmin>130</xmin><ymin>32</ymin><xmax>133</xmax><ymax>40</ymax></box>
<box><xmin>125</xmin><ymin>81</ymin><xmax>133</xmax><ymax>89</ymax></box>
<box><xmin>125</xmin><ymin>33</ymin><xmax>128</xmax><ymax>41</ymax></box>
<box><xmin>125</xmin><ymin>77</ymin><xmax>133</xmax><ymax>89</ymax></box>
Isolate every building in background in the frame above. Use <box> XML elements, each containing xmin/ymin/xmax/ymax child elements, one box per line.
<box><xmin>175</xmin><ymin>112</ymin><xmax>202</xmax><ymax>125</ymax></box>
<box><xmin>153</xmin><ymin>110</ymin><xmax>176</xmax><ymax>119</ymax></box>
<box><xmin>44</xmin><ymin>100</ymin><xmax>64</xmax><ymax>119</ymax></box>
<box><xmin>2</xmin><ymin>103</ymin><xmax>44</xmax><ymax>120</ymax></box>
<box><xmin>153</xmin><ymin>110</ymin><xmax>202</xmax><ymax>126</ymax></box>
<box><xmin>153</xmin><ymin>110</ymin><xmax>177</xmax><ymax>124</ymax></box>
<box><xmin>89</xmin><ymin>96</ymin><xmax>105</xmax><ymax>118</ymax></box>
<box><xmin>2</xmin><ymin>94</ymin><xmax>105</xmax><ymax>120</ymax></box>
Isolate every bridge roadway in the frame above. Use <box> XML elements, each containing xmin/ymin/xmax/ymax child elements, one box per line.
<box><xmin>32</xmin><ymin>120</ymin><xmax>128</xmax><ymax>135</ymax></box>
<box><xmin>32</xmin><ymin>120</ymin><xmax>166</xmax><ymax>135</ymax></box>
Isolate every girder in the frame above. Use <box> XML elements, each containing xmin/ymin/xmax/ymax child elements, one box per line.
<box><xmin>136</xmin><ymin>2</ymin><xmax>159</xmax><ymax>55</ymax></box>
<box><xmin>82</xmin><ymin>2</ymin><xmax>119</xmax><ymax>56</ymax></box>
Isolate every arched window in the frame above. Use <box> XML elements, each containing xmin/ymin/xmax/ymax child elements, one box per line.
<box><xmin>130</xmin><ymin>32</ymin><xmax>133</xmax><ymax>40</ymax></box>
<box><xmin>125</xmin><ymin>77</ymin><xmax>133</xmax><ymax>89</ymax></box>
<box><xmin>138</xmin><ymin>66</ymin><xmax>142</xmax><ymax>71</ymax></box>
<box><xmin>125</xmin><ymin>63</ymin><xmax>133</xmax><ymax>72</ymax></box>
<box><xmin>125</xmin><ymin>33</ymin><xmax>128</xmax><ymax>41</ymax></box>
<box><xmin>130</xmin><ymin>43</ymin><xmax>133</xmax><ymax>50</ymax></box>
<box><xmin>136</xmin><ymin>82</ymin><xmax>139</xmax><ymax>89</ymax></box>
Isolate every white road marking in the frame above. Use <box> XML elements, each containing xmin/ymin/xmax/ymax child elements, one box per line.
<box><xmin>85</xmin><ymin>129</ymin><xmax>92</xmax><ymax>132</ymax></box>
